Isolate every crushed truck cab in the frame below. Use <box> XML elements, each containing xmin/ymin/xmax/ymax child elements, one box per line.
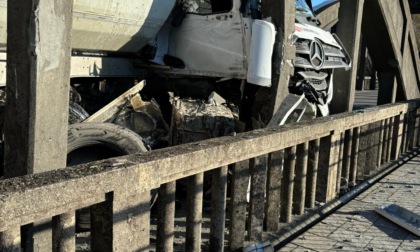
<box><xmin>0</xmin><ymin>0</ymin><xmax>351</xmax><ymax>129</ymax></box>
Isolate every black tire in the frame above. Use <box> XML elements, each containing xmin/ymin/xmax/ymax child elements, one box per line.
<box><xmin>0</xmin><ymin>101</ymin><xmax>88</xmax><ymax>176</ymax></box>
<box><xmin>67</xmin><ymin>123</ymin><xmax>156</xmax><ymax>231</ymax></box>
<box><xmin>67</xmin><ymin>122</ymin><xmax>148</xmax><ymax>155</ymax></box>
<box><xmin>68</xmin><ymin>102</ymin><xmax>89</xmax><ymax>124</ymax></box>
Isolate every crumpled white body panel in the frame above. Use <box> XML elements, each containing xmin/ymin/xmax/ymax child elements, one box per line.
<box><xmin>294</xmin><ymin>23</ymin><xmax>341</xmax><ymax>49</ymax></box>
<box><xmin>167</xmin><ymin>6</ymin><xmax>251</xmax><ymax>79</ymax></box>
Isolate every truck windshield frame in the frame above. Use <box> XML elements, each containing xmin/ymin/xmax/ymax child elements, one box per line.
<box><xmin>295</xmin><ymin>0</ymin><xmax>316</xmax><ymax>18</ymax></box>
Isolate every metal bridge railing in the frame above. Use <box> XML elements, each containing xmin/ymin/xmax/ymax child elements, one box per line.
<box><xmin>1</xmin><ymin>100</ymin><xmax>420</xmax><ymax>251</ymax></box>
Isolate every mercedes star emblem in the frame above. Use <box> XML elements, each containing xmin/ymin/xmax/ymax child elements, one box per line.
<box><xmin>309</xmin><ymin>40</ymin><xmax>325</xmax><ymax>70</ymax></box>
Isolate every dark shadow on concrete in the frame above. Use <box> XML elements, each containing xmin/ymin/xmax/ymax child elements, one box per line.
<box><xmin>334</xmin><ymin>209</ymin><xmax>419</xmax><ymax>241</ymax></box>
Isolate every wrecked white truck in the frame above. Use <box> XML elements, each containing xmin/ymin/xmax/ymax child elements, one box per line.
<box><xmin>0</xmin><ymin>0</ymin><xmax>353</xmax><ymax>167</ymax></box>
<box><xmin>0</xmin><ymin>0</ymin><xmax>350</xmax><ymax>230</ymax></box>
<box><xmin>0</xmin><ymin>0</ymin><xmax>350</xmax><ymax>125</ymax></box>
<box><xmin>0</xmin><ymin>0</ymin><xmax>351</xmax><ymax>175</ymax></box>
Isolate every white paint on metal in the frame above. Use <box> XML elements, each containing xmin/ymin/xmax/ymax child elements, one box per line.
<box><xmin>0</xmin><ymin>0</ymin><xmax>273</xmax><ymax>84</ymax></box>
<box><xmin>294</xmin><ymin>23</ymin><xmax>341</xmax><ymax>49</ymax></box>
<box><xmin>166</xmin><ymin>0</ymin><xmax>250</xmax><ymax>79</ymax></box>
<box><xmin>0</xmin><ymin>0</ymin><xmax>176</xmax><ymax>53</ymax></box>
<box><xmin>0</xmin><ymin>0</ymin><xmax>6</xmax><ymax>48</ymax></box>
<box><xmin>2</xmin><ymin>47</ymin><xmax>148</xmax><ymax>86</ymax></box>
<box><xmin>247</xmin><ymin>20</ymin><xmax>275</xmax><ymax>87</ymax></box>
<box><xmin>0</xmin><ymin>52</ymin><xmax>5</xmax><ymax>86</ymax></box>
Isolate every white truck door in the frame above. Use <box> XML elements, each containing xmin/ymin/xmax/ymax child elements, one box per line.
<box><xmin>167</xmin><ymin>0</ymin><xmax>250</xmax><ymax>79</ymax></box>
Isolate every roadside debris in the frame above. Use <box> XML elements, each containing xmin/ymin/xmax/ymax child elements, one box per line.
<box><xmin>114</xmin><ymin>93</ymin><xmax>169</xmax><ymax>148</ymax></box>
<box><xmin>169</xmin><ymin>92</ymin><xmax>238</xmax><ymax>145</ymax></box>
<box><xmin>242</xmin><ymin>241</ymin><xmax>274</xmax><ymax>252</ymax></box>
<box><xmin>375</xmin><ymin>203</ymin><xmax>420</xmax><ymax>236</ymax></box>
<box><xmin>83</xmin><ymin>81</ymin><xmax>146</xmax><ymax>123</ymax></box>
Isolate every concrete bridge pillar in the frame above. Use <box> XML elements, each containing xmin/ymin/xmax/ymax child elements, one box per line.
<box><xmin>260</xmin><ymin>0</ymin><xmax>296</xmax><ymax>124</ymax></box>
<box><xmin>378</xmin><ymin>72</ymin><xmax>397</xmax><ymax>104</ymax></box>
<box><xmin>362</xmin><ymin>0</ymin><xmax>420</xmax><ymax>102</ymax></box>
<box><xmin>331</xmin><ymin>0</ymin><xmax>365</xmax><ymax>114</ymax></box>
<box><xmin>4</xmin><ymin>0</ymin><xmax>72</xmax><ymax>250</ymax></box>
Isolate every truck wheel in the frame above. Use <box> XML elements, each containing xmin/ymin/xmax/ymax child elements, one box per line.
<box><xmin>67</xmin><ymin>122</ymin><xmax>156</xmax><ymax>231</ymax></box>
<box><xmin>0</xmin><ymin>102</ymin><xmax>89</xmax><ymax>177</ymax></box>
<box><xmin>68</xmin><ymin>102</ymin><xmax>89</xmax><ymax>124</ymax></box>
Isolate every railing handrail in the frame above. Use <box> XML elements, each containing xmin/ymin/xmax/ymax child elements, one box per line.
<box><xmin>0</xmin><ymin>99</ymin><xmax>418</xmax><ymax>232</ymax></box>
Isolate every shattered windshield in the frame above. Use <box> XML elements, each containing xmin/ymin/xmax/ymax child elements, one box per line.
<box><xmin>295</xmin><ymin>0</ymin><xmax>315</xmax><ymax>18</ymax></box>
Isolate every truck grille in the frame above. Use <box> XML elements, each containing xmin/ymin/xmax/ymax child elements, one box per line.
<box><xmin>294</xmin><ymin>38</ymin><xmax>350</xmax><ymax>70</ymax></box>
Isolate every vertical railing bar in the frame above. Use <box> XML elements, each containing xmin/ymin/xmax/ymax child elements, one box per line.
<box><xmin>386</xmin><ymin>117</ymin><xmax>394</xmax><ymax>162</ymax></box>
<box><xmin>0</xmin><ymin>227</ymin><xmax>21</xmax><ymax>252</ymax></box>
<box><xmin>305</xmin><ymin>139</ymin><xmax>320</xmax><ymax>209</ymax></box>
<box><xmin>293</xmin><ymin>142</ymin><xmax>308</xmax><ymax>215</ymax></box>
<box><xmin>416</xmin><ymin>108</ymin><xmax>420</xmax><ymax>147</ymax></box>
<box><xmin>357</xmin><ymin>126</ymin><xmax>368</xmax><ymax>181</ymax></box>
<box><xmin>117</xmin><ymin>191</ymin><xmax>151</xmax><ymax>251</ymax></box>
<box><xmin>405</xmin><ymin>113</ymin><xmax>410</xmax><ymax>152</ymax></box>
<box><xmin>157</xmin><ymin>182</ymin><xmax>176</xmax><ymax>252</ymax></box>
<box><xmin>413</xmin><ymin>108</ymin><xmax>420</xmax><ymax>146</ymax></box>
<box><xmin>265</xmin><ymin>151</ymin><xmax>283</xmax><ymax>232</ymax></box>
<box><xmin>341</xmin><ymin>130</ymin><xmax>353</xmax><ymax>191</ymax></box>
<box><xmin>366</xmin><ymin>124</ymin><xmax>373</xmax><ymax>177</ymax></box>
<box><xmin>407</xmin><ymin>110</ymin><xmax>415</xmax><ymax>150</ymax></box>
<box><xmin>349</xmin><ymin>127</ymin><xmax>360</xmax><ymax>187</ymax></box>
<box><xmin>91</xmin><ymin>193</ymin><xmax>113</xmax><ymax>252</ymax></box>
<box><xmin>316</xmin><ymin>131</ymin><xmax>341</xmax><ymax>202</ymax></box>
<box><xmin>368</xmin><ymin>122</ymin><xmax>380</xmax><ymax>175</ymax></box>
<box><xmin>391</xmin><ymin>112</ymin><xmax>405</xmax><ymax>160</ymax></box>
<box><xmin>52</xmin><ymin>212</ymin><xmax>75</xmax><ymax>252</ymax></box>
<box><xmin>411</xmin><ymin>109</ymin><xmax>416</xmax><ymax>150</ymax></box>
<box><xmin>229</xmin><ymin>160</ymin><xmax>249</xmax><ymax>251</ymax></box>
<box><xmin>185</xmin><ymin>174</ymin><xmax>203</xmax><ymax>252</ymax></box>
<box><xmin>91</xmin><ymin>190</ymin><xmax>150</xmax><ymax>251</ymax></box>
<box><xmin>377</xmin><ymin>120</ymin><xmax>385</xmax><ymax>168</ymax></box>
<box><xmin>209</xmin><ymin>166</ymin><xmax>228</xmax><ymax>251</ymax></box>
<box><xmin>247</xmin><ymin>155</ymin><xmax>267</xmax><ymax>242</ymax></box>
<box><xmin>405</xmin><ymin>110</ymin><xmax>412</xmax><ymax>151</ymax></box>
<box><xmin>336</xmin><ymin>132</ymin><xmax>345</xmax><ymax>193</ymax></box>
<box><xmin>382</xmin><ymin>118</ymin><xmax>390</xmax><ymax>164</ymax></box>
<box><xmin>280</xmin><ymin>146</ymin><xmax>296</xmax><ymax>223</ymax></box>
<box><xmin>401</xmin><ymin>114</ymin><xmax>409</xmax><ymax>153</ymax></box>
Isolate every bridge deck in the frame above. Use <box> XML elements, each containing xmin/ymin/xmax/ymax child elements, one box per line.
<box><xmin>280</xmin><ymin>154</ymin><xmax>420</xmax><ymax>251</ymax></box>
